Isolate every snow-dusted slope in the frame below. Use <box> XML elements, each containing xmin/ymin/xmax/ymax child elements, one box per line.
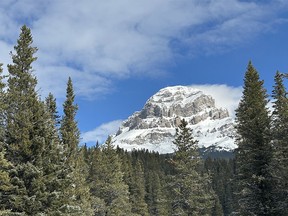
<box><xmin>113</xmin><ymin>86</ymin><xmax>237</xmax><ymax>154</ymax></box>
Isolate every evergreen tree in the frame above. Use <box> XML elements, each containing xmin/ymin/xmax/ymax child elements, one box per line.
<box><xmin>0</xmin><ymin>63</ymin><xmax>6</xmax><ymax>143</ymax></box>
<box><xmin>130</xmin><ymin>159</ymin><xmax>149</xmax><ymax>216</ymax></box>
<box><xmin>88</xmin><ymin>144</ymin><xmax>107</xmax><ymax>215</ymax></box>
<box><xmin>45</xmin><ymin>92</ymin><xmax>60</xmax><ymax>127</ymax></box>
<box><xmin>145</xmin><ymin>170</ymin><xmax>169</xmax><ymax>216</ymax></box>
<box><xmin>4</xmin><ymin>25</ymin><xmax>53</xmax><ymax>215</ymax></box>
<box><xmin>211</xmin><ymin>197</ymin><xmax>224</xmax><ymax>216</ymax></box>
<box><xmin>89</xmin><ymin>136</ymin><xmax>132</xmax><ymax>215</ymax></box>
<box><xmin>169</xmin><ymin>118</ymin><xmax>214</xmax><ymax>215</ymax></box>
<box><xmin>204</xmin><ymin>158</ymin><xmax>235</xmax><ymax>216</ymax></box>
<box><xmin>6</xmin><ymin>25</ymin><xmax>40</xmax><ymax>164</ymax></box>
<box><xmin>59</xmin><ymin>77</ymin><xmax>92</xmax><ymax>215</ymax></box>
<box><xmin>234</xmin><ymin>61</ymin><xmax>274</xmax><ymax>215</ymax></box>
<box><xmin>60</xmin><ymin>77</ymin><xmax>79</xmax><ymax>161</ymax></box>
<box><xmin>271</xmin><ymin>71</ymin><xmax>288</xmax><ymax>215</ymax></box>
<box><xmin>0</xmin><ymin>64</ymin><xmax>12</xmax><ymax>213</ymax></box>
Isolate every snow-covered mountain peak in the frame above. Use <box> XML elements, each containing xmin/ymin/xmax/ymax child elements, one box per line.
<box><xmin>150</xmin><ymin>86</ymin><xmax>203</xmax><ymax>103</ymax></box>
<box><xmin>113</xmin><ymin>85</ymin><xmax>237</xmax><ymax>154</ymax></box>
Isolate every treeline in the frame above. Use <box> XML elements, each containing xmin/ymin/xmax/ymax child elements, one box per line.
<box><xmin>0</xmin><ymin>26</ymin><xmax>287</xmax><ymax>215</ymax></box>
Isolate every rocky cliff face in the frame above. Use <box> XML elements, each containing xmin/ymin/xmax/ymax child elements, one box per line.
<box><xmin>113</xmin><ymin>86</ymin><xmax>237</xmax><ymax>154</ymax></box>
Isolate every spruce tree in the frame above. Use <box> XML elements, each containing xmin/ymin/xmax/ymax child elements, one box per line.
<box><xmin>0</xmin><ymin>148</ymin><xmax>13</xmax><ymax>215</ymax></box>
<box><xmin>130</xmin><ymin>159</ymin><xmax>149</xmax><ymax>216</ymax></box>
<box><xmin>60</xmin><ymin>77</ymin><xmax>79</xmax><ymax>161</ymax></box>
<box><xmin>0</xmin><ymin>65</ymin><xmax>12</xmax><ymax>213</ymax></box>
<box><xmin>59</xmin><ymin>77</ymin><xmax>93</xmax><ymax>215</ymax></box>
<box><xmin>4</xmin><ymin>25</ymin><xmax>52</xmax><ymax>215</ymax></box>
<box><xmin>89</xmin><ymin>136</ymin><xmax>132</xmax><ymax>215</ymax></box>
<box><xmin>145</xmin><ymin>170</ymin><xmax>169</xmax><ymax>216</ymax></box>
<box><xmin>45</xmin><ymin>92</ymin><xmax>60</xmax><ymax>127</ymax></box>
<box><xmin>3</xmin><ymin>25</ymin><xmax>69</xmax><ymax>216</ymax></box>
<box><xmin>271</xmin><ymin>71</ymin><xmax>288</xmax><ymax>215</ymax></box>
<box><xmin>211</xmin><ymin>197</ymin><xmax>224</xmax><ymax>216</ymax></box>
<box><xmin>234</xmin><ymin>61</ymin><xmax>274</xmax><ymax>215</ymax></box>
<box><xmin>169</xmin><ymin>118</ymin><xmax>214</xmax><ymax>215</ymax></box>
<box><xmin>6</xmin><ymin>25</ymin><xmax>40</xmax><ymax>164</ymax></box>
<box><xmin>0</xmin><ymin>63</ymin><xmax>6</xmax><ymax>142</ymax></box>
<box><xmin>88</xmin><ymin>144</ymin><xmax>107</xmax><ymax>215</ymax></box>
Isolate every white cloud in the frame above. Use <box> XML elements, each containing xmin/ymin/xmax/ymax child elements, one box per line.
<box><xmin>0</xmin><ymin>1</ymin><xmax>287</xmax><ymax>99</ymax></box>
<box><xmin>81</xmin><ymin>120</ymin><xmax>123</xmax><ymax>145</ymax></box>
<box><xmin>189</xmin><ymin>84</ymin><xmax>243</xmax><ymax>117</ymax></box>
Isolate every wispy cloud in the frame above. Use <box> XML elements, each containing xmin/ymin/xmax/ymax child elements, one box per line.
<box><xmin>81</xmin><ymin>120</ymin><xmax>123</xmax><ymax>145</ymax></box>
<box><xmin>0</xmin><ymin>0</ymin><xmax>287</xmax><ymax>98</ymax></box>
<box><xmin>190</xmin><ymin>84</ymin><xmax>243</xmax><ymax>117</ymax></box>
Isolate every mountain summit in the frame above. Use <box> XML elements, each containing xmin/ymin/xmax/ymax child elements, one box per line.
<box><xmin>113</xmin><ymin>86</ymin><xmax>237</xmax><ymax>154</ymax></box>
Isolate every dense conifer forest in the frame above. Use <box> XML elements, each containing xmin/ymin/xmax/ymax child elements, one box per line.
<box><xmin>0</xmin><ymin>26</ymin><xmax>287</xmax><ymax>215</ymax></box>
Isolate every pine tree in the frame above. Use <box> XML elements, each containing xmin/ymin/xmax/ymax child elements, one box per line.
<box><xmin>211</xmin><ymin>197</ymin><xmax>224</xmax><ymax>216</ymax></box>
<box><xmin>89</xmin><ymin>136</ymin><xmax>132</xmax><ymax>215</ymax></box>
<box><xmin>59</xmin><ymin>77</ymin><xmax>93</xmax><ymax>215</ymax></box>
<box><xmin>6</xmin><ymin>25</ymin><xmax>40</xmax><ymax>164</ymax></box>
<box><xmin>169</xmin><ymin>118</ymin><xmax>214</xmax><ymax>216</ymax></box>
<box><xmin>234</xmin><ymin>61</ymin><xmax>274</xmax><ymax>215</ymax></box>
<box><xmin>271</xmin><ymin>71</ymin><xmax>288</xmax><ymax>215</ymax></box>
<box><xmin>88</xmin><ymin>144</ymin><xmax>107</xmax><ymax>215</ymax></box>
<box><xmin>0</xmin><ymin>148</ymin><xmax>13</xmax><ymax>215</ymax></box>
<box><xmin>4</xmin><ymin>25</ymin><xmax>53</xmax><ymax>215</ymax></box>
<box><xmin>2</xmin><ymin>26</ymin><xmax>69</xmax><ymax>215</ymax></box>
<box><xmin>0</xmin><ymin>64</ymin><xmax>12</xmax><ymax>212</ymax></box>
<box><xmin>145</xmin><ymin>170</ymin><xmax>169</xmax><ymax>216</ymax></box>
<box><xmin>0</xmin><ymin>64</ymin><xmax>13</xmax><ymax>213</ymax></box>
<box><xmin>45</xmin><ymin>92</ymin><xmax>60</xmax><ymax>127</ymax></box>
<box><xmin>0</xmin><ymin>63</ymin><xmax>6</xmax><ymax>143</ymax></box>
<box><xmin>204</xmin><ymin>158</ymin><xmax>235</xmax><ymax>216</ymax></box>
<box><xmin>60</xmin><ymin>77</ymin><xmax>79</xmax><ymax>161</ymax></box>
<box><xmin>130</xmin><ymin>159</ymin><xmax>149</xmax><ymax>216</ymax></box>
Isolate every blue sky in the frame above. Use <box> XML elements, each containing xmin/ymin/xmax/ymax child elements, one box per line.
<box><xmin>0</xmin><ymin>0</ymin><xmax>287</xmax><ymax>145</ymax></box>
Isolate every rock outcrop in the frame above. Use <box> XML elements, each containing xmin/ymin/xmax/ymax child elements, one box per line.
<box><xmin>113</xmin><ymin>86</ymin><xmax>236</xmax><ymax>154</ymax></box>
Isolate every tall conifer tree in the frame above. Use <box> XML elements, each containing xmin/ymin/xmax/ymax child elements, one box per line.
<box><xmin>0</xmin><ymin>64</ymin><xmax>13</xmax><ymax>214</ymax></box>
<box><xmin>169</xmin><ymin>118</ymin><xmax>214</xmax><ymax>215</ymax></box>
<box><xmin>89</xmin><ymin>136</ymin><xmax>132</xmax><ymax>215</ymax></box>
<box><xmin>235</xmin><ymin>61</ymin><xmax>274</xmax><ymax>215</ymax></box>
<box><xmin>0</xmin><ymin>64</ymin><xmax>6</xmax><ymax>142</ymax></box>
<box><xmin>145</xmin><ymin>170</ymin><xmax>169</xmax><ymax>216</ymax></box>
<box><xmin>59</xmin><ymin>77</ymin><xmax>93</xmax><ymax>215</ymax></box>
<box><xmin>4</xmin><ymin>25</ymin><xmax>53</xmax><ymax>214</ymax></box>
<box><xmin>271</xmin><ymin>71</ymin><xmax>288</xmax><ymax>214</ymax></box>
<box><xmin>88</xmin><ymin>144</ymin><xmax>107</xmax><ymax>215</ymax></box>
<box><xmin>45</xmin><ymin>92</ymin><xmax>60</xmax><ymax>127</ymax></box>
<box><xmin>6</xmin><ymin>25</ymin><xmax>40</xmax><ymax>164</ymax></box>
<box><xmin>60</xmin><ymin>77</ymin><xmax>79</xmax><ymax>161</ymax></box>
<box><xmin>130</xmin><ymin>159</ymin><xmax>149</xmax><ymax>216</ymax></box>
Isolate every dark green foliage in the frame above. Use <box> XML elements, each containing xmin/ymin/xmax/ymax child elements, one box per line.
<box><xmin>271</xmin><ymin>71</ymin><xmax>288</xmax><ymax>215</ymax></box>
<box><xmin>60</xmin><ymin>77</ymin><xmax>80</xmax><ymax>161</ymax></box>
<box><xmin>6</xmin><ymin>25</ymin><xmax>42</xmax><ymax>165</ymax></box>
<box><xmin>145</xmin><ymin>170</ymin><xmax>169</xmax><ymax>216</ymax></box>
<box><xmin>0</xmin><ymin>148</ymin><xmax>13</xmax><ymax>214</ymax></box>
<box><xmin>89</xmin><ymin>137</ymin><xmax>132</xmax><ymax>215</ymax></box>
<box><xmin>4</xmin><ymin>25</ymin><xmax>53</xmax><ymax>215</ymax></box>
<box><xmin>0</xmin><ymin>63</ymin><xmax>6</xmax><ymax>142</ymax></box>
<box><xmin>130</xmin><ymin>159</ymin><xmax>149</xmax><ymax>215</ymax></box>
<box><xmin>169</xmin><ymin>119</ymin><xmax>215</xmax><ymax>215</ymax></box>
<box><xmin>235</xmin><ymin>61</ymin><xmax>274</xmax><ymax>215</ymax></box>
<box><xmin>45</xmin><ymin>93</ymin><xmax>61</xmax><ymax>127</ymax></box>
<box><xmin>205</xmin><ymin>158</ymin><xmax>235</xmax><ymax>216</ymax></box>
<box><xmin>59</xmin><ymin>78</ymin><xmax>93</xmax><ymax>215</ymax></box>
<box><xmin>211</xmin><ymin>197</ymin><xmax>224</xmax><ymax>216</ymax></box>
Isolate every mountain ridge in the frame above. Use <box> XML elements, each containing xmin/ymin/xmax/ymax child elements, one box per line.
<box><xmin>112</xmin><ymin>85</ymin><xmax>237</xmax><ymax>154</ymax></box>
